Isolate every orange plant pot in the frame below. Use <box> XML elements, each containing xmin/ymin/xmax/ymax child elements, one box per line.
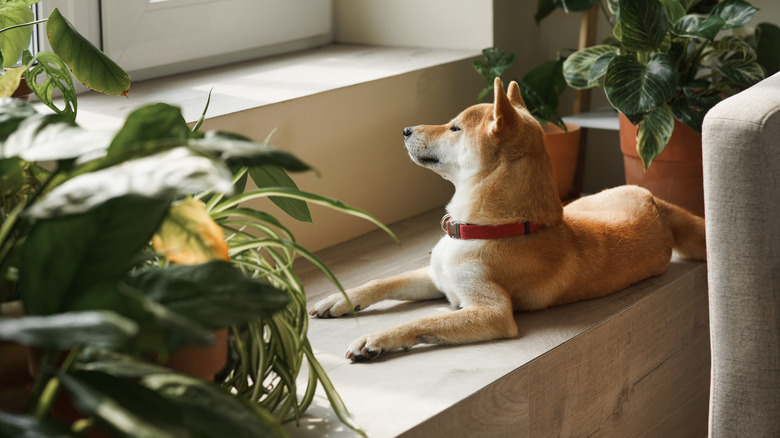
<box><xmin>618</xmin><ymin>114</ymin><xmax>704</xmax><ymax>217</ymax></box>
<box><xmin>164</xmin><ymin>328</ymin><xmax>229</xmax><ymax>381</ymax></box>
<box><xmin>543</xmin><ymin>123</ymin><xmax>581</xmax><ymax>200</ymax></box>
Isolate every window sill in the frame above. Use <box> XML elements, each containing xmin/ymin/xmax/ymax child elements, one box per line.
<box><xmin>46</xmin><ymin>44</ymin><xmax>479</xmax><ymax>130</ymax></box>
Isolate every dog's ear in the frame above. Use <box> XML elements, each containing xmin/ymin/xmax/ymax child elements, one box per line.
<box><xmin>491</xmin><ymin>77</ymin><xmax>516</xmax><ymax>135</ymax></box>
<box><xmin>507</xmin><ymin>81</ymin><xmax>526</xmax><ymax>109</ymax></box>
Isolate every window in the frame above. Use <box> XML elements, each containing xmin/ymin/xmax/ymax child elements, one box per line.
<box><xmin>38</xmin><ymin>0</ymin><xmax>333</xmax><ymax>82</ymax></box>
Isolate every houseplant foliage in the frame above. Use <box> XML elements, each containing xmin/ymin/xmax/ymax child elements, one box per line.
<box><xmin>561</xmin><ymin>0</ymin><xmax>771</xmax><ymax>169</ymax></box>
<box><xmin>0</xmin><ymin>2</ymin><xmax>130</xmax><ymax>121</ymax></box>
<box><xmin>0</xmin><ymin>97</ymin><xmax>390</xmax><ymax>436</ymax></box>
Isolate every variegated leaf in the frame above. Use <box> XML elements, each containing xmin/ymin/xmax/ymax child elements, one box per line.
<box><xmin>637</xmin><ymin>105</ymin><xmax>675</xmax><ymax>169</ymax></box>
<box><xmin>604</xmin><ymin>53</ymin><xmax>677</xmax><ymax>124</ymax></box>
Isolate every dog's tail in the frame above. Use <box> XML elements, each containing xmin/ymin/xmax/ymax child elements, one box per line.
<box><xmin>655</xmin><ymin>198</ymin><xmax>706</xmax><ymax>261</ymax></box>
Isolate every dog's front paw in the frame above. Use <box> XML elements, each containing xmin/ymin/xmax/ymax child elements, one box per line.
<box><xmin>309</xmin><ymin>292</ymin><xmax>363</xmax><ymax>318</ymax></box>
<box><xmin>346</xmin><ymin>331</ymin><xmax>411</xmax><ymax>362</ymax></box>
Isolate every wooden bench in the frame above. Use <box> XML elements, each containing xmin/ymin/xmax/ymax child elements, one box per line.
<box><xmin>285</xmin><ymin>208</ymin><xmax>710</xmax><ymax>437</ymax></box>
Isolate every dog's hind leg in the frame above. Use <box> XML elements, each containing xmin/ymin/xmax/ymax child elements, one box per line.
<box><xmin>310</xmin><ymin>266</ymin><xmax>441</xmax><ymax>318</ymax></box>
<box><xmin>655</xmin><ymin>197</ymin><xmax>707</xmax><ymax>261</ymax></box>
<box><xmin>345</xmin><ymin>284</ymin><xmax>518</xmax><ymax>361</ymax></box>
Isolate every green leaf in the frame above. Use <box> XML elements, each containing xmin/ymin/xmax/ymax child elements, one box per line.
<box><xmin>473</xmin><ymin>47</ymin><xmax>515</xmax><ymax>84</ymax></box>
<box><xmin>563</xmin><ymin>45</ymin><xmax>619</xmax><ymax>89</ymax></box>
<box><xmin>0</xmin><ymin>64</ymin><xmax>25</xmax><ymax>98</ymax></box>
<box><xmin>0</xmin><ymin>1</ymin><xmax>42</xmax><ymax>11</ymax></box>
<box><xmin>126</xmin><ymin>261</ymin><xmax>290</xmax><ymax>330</ymax></box>
<box><xmin>535</xmin><ymin>0</ymin><xmax>557</xmax><ymax>23</ymax></box>
<box><xmin>716</xmin><ymin>58</ymin><xmax>765</xmax><ymax>88</ymax></box>
<box><xmin>58</xmin><ymin>371</ymin><xmax>185</xmax><ymax>438</ymax></box>
<box><xmin>0</xmin><ymin>310</ymin><xmax>138</xmax><ymax>350</ymax></box>
<box><xmin>519</xmin><ymin>81</ymin><xmax>566</xmax><ymax>130</ymax></box>
<box><xmin>25</xmin><ymin>148</ymin><xmax>232</xmax><ymax>218</ymax></box>
<box><xmin>604</xmin><ymin>53</ymin><xmax>677</xmax><ymax>123</ymax></box>
<box><xmin>637</xmin><ymin>105</ymin><xmax>675</xmax><ymax>169</ymax></box>
<box><xmin>189</xmin><ymin>131</ymin><xmax>312</xmax><ymax>171</ymax></box>
<box><xmin>0</xmin><ymin>97</ymin><xmax>37</xmax><ymax>141</ymax></box>
<box><xmin>615</xmin><ymin>0</ymin><xmax>668</xmax><ymax>52</ymax></box>
<box><xmin>249</xmin><ymin>165</ymin><xmax>312</xmax><ymax>223</ymax></box>
<box><xmin>709</xmin><ymin>0</ymin><xmax>758</xmax><ymax>30</ymax></box>
<box><xmin>659</xmin><ymin>0</ymin><xmax>686</xmax><ymax>24</ymax></box>
<box><xmin>755</xmin><ymin>22</ymin><xmax>780</xmax><ymax>75</ymax></box>
<box><xmin>0</xmin><ymin>156</ymin><xmax>25</xmax><ymax>195</ymax></box>
<box><xmin>25</xmin><ymin>51</ymin><xmax>78</xmax><ymax>120</ymax></box>
<box><xmin>0</xmin><ymin>411</ymin><xmax>72</xmax><ymax>438</ymax></box>
<box><xmin>19</xmin><ymin>195</ymin><xmax>170</xmax><ymax>315</ymax></box>
<box><xmin>0</xmin><ymin>5</ymin><xmax>33</xmax><ymax>68</ymax></box>
<box><xmin>672</xmin><ymin>14</ymin><xmax>725</xmax><ymax>40</ymax></box>
<box><xmin>76</xmin><ymin>350</ymin><xmax>174</xmax><ymax>378</ymax></box>
<box><xmin>141</xmin><ymin>373</ymin><xmax>288</xmax><ymax>438</ymax></box>
<box><xmin>670</xmin><ymin>87</ymin><xmax>720</xmax><ymax>133</ymax></box>
<box><xmin>108</xmin><ymin>103</ymin><xmax>190</xmax><ymax>157</ymax></box>
<box><xmin>47</xmin><ymin>8</ymin><xmax>130</xmax><ymax>96</ymax></box>
<box><xmin>521</xmin><ymin>57</ymin><xmax>567</xmax><ymax>110</ymax></box>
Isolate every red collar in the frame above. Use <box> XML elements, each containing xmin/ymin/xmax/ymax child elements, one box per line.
<box><xmin>441</xmin><ymin>214</ymin><xmax>543</xmax><ymax>240</ymax></box>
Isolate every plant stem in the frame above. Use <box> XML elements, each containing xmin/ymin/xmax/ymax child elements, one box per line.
<box><xmin>0</xmin><ymin>19</ymin><xmax>48</xmax><ymax>35</ymax></box>
<box><xmin>33</xmin><ymin>346</ymin><xmax>81</xmax><ymax>419</ymax></box>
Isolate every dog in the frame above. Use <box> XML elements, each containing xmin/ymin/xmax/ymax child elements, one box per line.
<box><xmin>310</xmin><ymin>77</ymin><xmax>706</xmax><ymax>362</ymax></box>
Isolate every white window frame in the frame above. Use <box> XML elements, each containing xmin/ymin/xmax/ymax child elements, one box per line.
<box><xmin>37</xmin><ymin>0</ymin><xmax>333</xmax><ymax>83</ymax></box>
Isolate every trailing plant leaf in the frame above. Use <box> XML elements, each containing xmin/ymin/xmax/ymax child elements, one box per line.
<box><xmin>0</xmin><ymin>4</ymin><xmax>33</xmax><ymax>68</ymax></box>
<box><xmin>141</xmin><ymin>373</ymin><xmax>288</xmax><ymax>438</ymax></box>
<box><xmin>637</xmin><ymin>105</ymin><xmax>675</xmax><ymax>169</ymax></box>
<box><xmin>615</xmin><ymin>0</ymin><xmax>668</xmax><ymax>52</ymax></box>
<box><xmin>0</xmin><ymin>310</ymin><xmax>138</xmax><ymax>350</ymax></box>
<box><xmin>152</xmin><ymin>199</ymin><xmax>230</xmax><ymax>265</ymax></box>
<box><xmin>46</xmin><ymin>8</ymin><xmax>130</xmax><ymax>96</ymax></box>
<box><xmin>249</xmin><ymin>165</ymin><xmax>312</xmax><ymax>223</ymax></box>
<box><xmin>604</xmin><ymin>53</ymin><xmax>677</xmax><ymax>123</ymax></box>
<box><xmin>0</xmin><ymin>411</ymin><xmax>72</xmax><ymax>438</ymax></box>
<box><xmin>58</xmin><ymin>371</ymin><xmax>184</xmax><ymax>438</ymax></box>
<box><xmin>25</xmin><ymin>148</ymin><xmax>232</xmax><ymax>218</ymax></box>
<box><xmin>19</xmin><ymin>195</ymin><xmax>170</xmax><ymax>315</ymax></box>
<box><xmin>126</xmin><ymin>260</ymin><xmax>290</xmax><ymax>330</ymax></box>
<box><xmin>25</xmin><ymin>51</ymin><xmax>78</xmax><ymax>120</ymax></box>
<box><xmin>563</xmin><ymin>45</ymin><xmax>618</xmax><ymax>89</ymax></box>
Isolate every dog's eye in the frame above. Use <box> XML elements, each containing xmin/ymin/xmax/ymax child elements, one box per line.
<box><xmin>450</xmin><ymin>125</ymin><xmax>461</xmax><ymax>132</ymax></box>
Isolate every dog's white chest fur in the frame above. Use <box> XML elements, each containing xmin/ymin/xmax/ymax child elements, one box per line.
<box><xmin>430</xmin><ymin>236</ymin><xmax>485</xmax><ymax>308</ymax></box>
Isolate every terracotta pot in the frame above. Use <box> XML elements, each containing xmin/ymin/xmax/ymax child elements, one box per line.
<box><xmin>618</xmin><ymin>114</ymin><xmax>704</xmax><ymax>217</ymax></box>
<box><xmin>11</xmin><ymin>76</ymin><xmax>33</xmax><ymax>101</ymax></box>
<box><xmin>543</xmin><ymin>123</ymin><xmax>581</xmax><ymax>200</ymax></box>
<box><xmin>164</xmin><ymin>328</ymin><xmax>229</xmax><ymax>381</ymax></box>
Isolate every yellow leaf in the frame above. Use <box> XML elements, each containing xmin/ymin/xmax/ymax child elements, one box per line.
<box><xmin>152</xmin><ymin>199</ymin><xmax>228</xmax><ymax>265</ymax></box>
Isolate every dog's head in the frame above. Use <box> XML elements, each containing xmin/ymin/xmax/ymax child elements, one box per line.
<box><xmin>403</xmin><ymin>77</ymin><xmax>546</xmax><ymax>184</ymax></box>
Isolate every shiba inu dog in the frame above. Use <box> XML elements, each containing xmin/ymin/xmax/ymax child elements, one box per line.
<box><xmin>310</xmin><ymin>78</ymin><xmax>706</xmax><ymax>361</ymax></box>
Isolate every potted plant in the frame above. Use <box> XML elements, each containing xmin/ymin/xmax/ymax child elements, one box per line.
<box><xmin>560</xmin><ymin>0</ymin><xmax>777</xmax><ymax>215</ymax></box>
<box><xmin>0</xmin><ymin>3</ymin><xmax>130</xmax><ymax>120</ymax></box>
<box><xmin>474</xmin><ymin>47</ymin><xmax>581</xmax><ymax>200</ymax></box>
<box><xmin>0</xmin><ymin>96</ymin><xmax>390</xmax><ymax>436</ymax></box>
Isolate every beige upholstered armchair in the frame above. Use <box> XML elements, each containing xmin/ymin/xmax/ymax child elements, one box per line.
<box><xmin>702</xmin><ymin>71</ymin><xmax>780</xmax><ymax>436</ymax></box>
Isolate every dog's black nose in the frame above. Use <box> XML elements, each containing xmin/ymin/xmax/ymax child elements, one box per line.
<box><xmin>403</xmin><ymin>127</ymin><xmax>413</xmax><ymax>138</ymax></box>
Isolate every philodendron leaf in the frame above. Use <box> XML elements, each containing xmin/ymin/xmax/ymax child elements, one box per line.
<box><xmin>249</xmin><ymin>165</ymin><xmax>312</xmax><ymax>223</ymax></box>
<box><xmin>141</xmin><ymin>373</ymin><xmax>287</xmax><ymax>438</ymax></box>
<box><xmin>126</xmin><ymin>261</ymin><xmax>290</xmax><ymax>330</ymax></box>
<box><xmin>563</xmin><ymin>45</ymin><xmax>618</xmax><ymax>89</ymax></box>
<box><xmin>25</xmin><ymin>147</ymin><xmax>233</xmax><ymax>218</ymax></box>
<box><xmin>604</xmin><ymin>53</ymin><xmax>677</xmax><ymax>124</ymax></box>
<box><xmin>637</xmin><ymin>105</ymin><xmax>675</xmax><ymax>169</ymax></box>
<box><xmin>0</xmin><ymin>65</ymin><xmax>26</xmax><ymax>98</ymax></box>
<box><xmin>25</xmin><ymin>51</ymin><xmax>78</xmax><ymax>120</ymax></box>
<box><xmin>709</xmin><ymin>0</ymin><xmax>758</xmax><ymax>30</ymax></box>
<box><xmin>108</xmin><ymin>103</ymin><xmax>190</xmax><ymax>158</ymax></box>
<box><xmin>0</xmin><ymin>112</ymin><xmax>113</xmax><ymax>162</ymax></box>
<box><xmin>46</xmin><ymin>8</ymin><xmax>130</xmax><ymax>96</ymax></box>
<box><xmin>152</xmin><ymin>199</ymin><xmax>230</xmax><ymax>265</ymax></box>
<box><xmin>58</xmin><ymin>371</ymin><xmax>185</xmax><ymax>438</ymax></box>
<box><xmin>717</xmin><ymin>58</ymin><xmax>765</xmax><ymax>88</ymax></box>
<box><xmin>616</xmin><ymin>0</ymin><xmax>668</xmax><ymax>52</ymax></box>
<box><xmin>0</xmin><ymin>411</ymin><xmax>72</xmax><ymax>438</ymax></box>
<box><xmin>672</xmin><ymin>15</ymin><xmax>726</xmax><ymax>40</ymax></box>
<box><xmin>19</xmin><ymin>196</ymin><xmax>170</xmax><ymax>315</ymax></box>
<box><xmin>658</xmin><ymin>0</ymin><xmax>685</xmax><ymax>24</ymax></box>
<box><xmin>189</xmin><ymin>131</ymin><xmax>312</xmax><ymax>171</ymax></box>
<box><xmin>0</xmin><ymin>310</ymin><xmax>138</xmax><ymax>350</ymax></box>
<box><xmin>0</xmin><ymin>5</ymin><xmax>33</xmax><ymax>68</ymax></box>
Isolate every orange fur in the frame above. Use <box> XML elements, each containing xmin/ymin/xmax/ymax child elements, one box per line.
<box><xmin>311</xmin><ymin>77</ymin><xmax>706</xmax><ymax>361</ymax></box>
